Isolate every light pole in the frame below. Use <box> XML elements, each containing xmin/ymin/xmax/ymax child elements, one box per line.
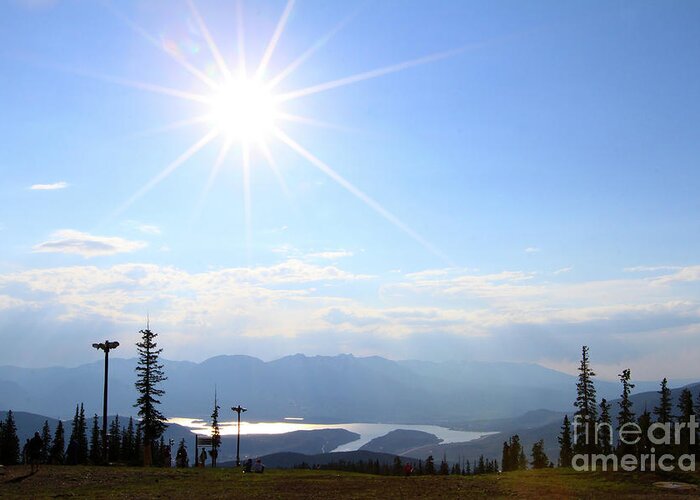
<box><xmin>92</xmin><ymin>340</ymin><xmax>119</xmax><ymax>463</ymax></box>
<box><xmin>231</xmin><ymin>405</ymin><xmax>247</xmax><ymax>467</ymax></box>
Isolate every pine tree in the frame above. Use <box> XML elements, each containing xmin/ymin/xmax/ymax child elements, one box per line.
<box><xmin>677</xmin><ymin>388</ymin><xmax>694</xmax><ymax>455</ymax></box>
<box><xmin>531</xmin><ymin>439</ymin><xmax>549</xmax><ymax>469</ymax></box>
<box><xmin>501</xmin><ymin>441</ymin><xmax>511</xmax><ymax>471</ymax></box>
<box><xmin>425</xmin><ymin>455</ymin><xmax>435</xmax><ymax>474</ymax></box>
<box><xmin>653</xmin><ymin>378</ymin><xmax>672</xmax><ymax>423</ymax></box>
<box><xmin>558</xmin><ymin>415</ymin><xmax>573</xmax><ymax>467</ymax></box>
<box><xmin>637</xmin><ymin>408</ymin><xmax>652</xmax><ymax>457</ymax></box>
<box><xmin>439</xmin><ymin>454</ymin><xmax>449</xmax><ymax>475</ymax></box>
<box><xmin>77</xmin><ymin>404</ymin><xmax>88</xmax><ymax>464</ymax></box>
<box><xmin>89</xmin><ymin>414</ymin><xmax>102</xmax><ymax>464</ymax></box>
<box><xmin>121</xmin><ymin>417</ymin><xmax>135</xmax><ymax>464</ymax></box>
<box><xmin>598</xmin><ymin>399</ymin><xmax>613</xmax><ymax>454</ymax></box>
<box><xmin>210</xmin><ymin>389</ymin><xmax>221</xmax><ymax>467</ymax></box>
<box><xmin>574</xmin><ymin>346</ymin><xmax>597</xmax><ymax>456</ymax></box>
<box><xmin>50</xmin><ymin>420</ymin><xmax>65</xmax><ymax>464</ymax></box>
<box><xmin>134</xmin><ymin>323</ymin><xmax>168</xmax><ymax>466</ymax></box>
<box><xmin>518</xmin><ymin>448</ymin><xmax>527</xmax><ymax>470</ymax></box>
<box><xmin>109</xmin><ymin>415</ymin><xmax>121</xmax><ymax>462</ymax></box>
<box><xmin>41</xmin><ymin>420</ymin><xmax>52</xmax><ymax>464</ymax></box>
<box><xmin>616</xmin><ymin>368</ymin><xmax>635</xmax><ymax>455</ymax></box>
<box><xmin>0</xmin><ymin>410</ymin><xmax>20</xmax><ymax>465</ymax></box>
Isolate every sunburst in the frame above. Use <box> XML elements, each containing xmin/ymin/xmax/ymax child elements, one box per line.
<box><xmin>105</xmin><ymin>0</ymin><xmax>466</xmax><ymax>263</ymax></box>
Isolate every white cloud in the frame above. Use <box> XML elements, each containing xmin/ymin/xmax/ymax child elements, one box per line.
<box><xmin>306</xmin><ymin>250</ymin><xmax>354</xmax><ymax>260</ymax></box>
<box><xmin>29</xmin><ymin>181</ymin><xmax>68</xmax><ymax>190</ymax></box>
<box><xmin>553</xmin><ymin>267</ymin><xmax>573</xmax><ymax>275</ymax></box>
<box><xmin>624</xmin><ymin>265</ymin><xmax>681</xmax><ymax>273</ymax></box>
<box><xmin>524</xmin><ymin>246</ymin><xmax>541</xmax><ymax>253</ymax></box>
<box><xmin>32</xmin><ymin>230</ymin><xmax>147</xmax><ymax>258</ymax></box>
<box><xmin>122</xmin><ymin>220</ymin><xmax>162</xmax><ymax>235</ymax></box>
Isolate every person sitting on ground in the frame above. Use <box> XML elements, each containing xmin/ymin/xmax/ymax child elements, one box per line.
<box><xmin>254</xmin><ymin>458</ymin><xmax>265</xmax><ymax>473</ymax></box>
<box><xmin>244</xmin><ymin>458</ymin><xmax>253</xmax><ymax>473</ymax></box>
<box><xmin>28</xmin><ymin>432</ymin><xmax>43</xmax><ymax>474</ymax></box>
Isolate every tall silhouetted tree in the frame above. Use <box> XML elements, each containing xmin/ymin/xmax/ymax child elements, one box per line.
<box><xmin>0</xmin><ymin>410</ymin><xmax>20</xmax><ymax>465</ymax></box>
<box><xmin>616</xmin><ymin>368</ymin><xmax>635</xmax><ymax>456</ymax></box>
<box><xmin>134</xmin><ymin>323</ymin><xmax>168</xmax><ymax>466</ymax></box>
<box><xmin>210</xmin><ymin>389</ymin><xmax>221</xmax><ymax>467</ymax></box>
<box><xmin>574</xmin><ymin>346</ymin><xmax>597</xmax><ymax>456</ymax></box>
<box><xmin>40</xmin><ymin>420</ymin><xmax>52</xmax><ymax>464</ymax></box>
<box><xmin>89</xmin><ymin>414</ymin><xmax>101</xmax><ymax>464</ymax></box>
<box><xmin>121</xmin><ymin>417</ymin><xmax>135</xmax><ymax>464</ymax></box>
<box><xmin>531</xmin><ymin>439</ymin><xmax>549</xmax><ymax>469</ymax></box>
<box><xmin>69</xmin><ymin>403</ymin><xmax>88</xmax><ymax>464</ymax></box>
<box><xmin>677</xmin><ymin>388</ymin><xmax>694</xmax><ymax>455</ymax></box>
<box><xmin>653</xmin><ymin>378</ymin><xmax>672</xmax><ymax>423</ymax></box>
<box><xmin>558</xmin><ymin>415</ymin><xmax>573</xmax><ymax>467</ymax></box>
<box><xmin>501</xmin><ymin>441</ymin><xmax>511</xmax><ymax>471</ymax></box>
<box><xmin>109</xmin><ymin>415</ymin><xmax>121</xmax><ymax>462</ymax></box>
<box><xmin>598</xmin><ymin>399</ymin><xmax>612</xmax><ymax>454</ymax></box>
<box><xmin>50</xmin><ymin>420</ymin><xmax>65</xmax><ymax>464</ymax></box>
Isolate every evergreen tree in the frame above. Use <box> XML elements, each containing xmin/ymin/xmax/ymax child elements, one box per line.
<box><xmin>210</xmin><ymin>389</ymin><xmax>221</xmax><ymax>467</ymax></box>
<box><xmin>439</xmin><ymin>454</ymin><xmax>449</xmax><ymax>475</ymax></box>
<box><xmin>501</xmin><ymin>441</ymin><xmax>511</xmax><ymax>471</ymax></box>
<box><xmin>617</xmin><ymin>369</ymin><xmax>635</xmax><ymax>456</ymax></box>
<box><xmin>598</xmin><ymin>399</ymin><xmax>613</xmax><ymax>454</ymax></box>
<box><xmin>518</xmin><ymin>448</ymin><xmax>527</xmax><ymax>470</ymax></box>
<box><xmin>121</xmin><ymin>417</ymin><xmax>135</xmax><ymax>464</ymax></box>
<box><xmin>77</xmin><ymin>404</ymin><xmax>88</xmax><ymax>464</ymax></box>
<box><xmin>89</xmin><ymin>414</ymin><xmax>102</xmax><ymax>464</ymax></box>
<box><xmin>50</xmin><ymin>420</ymin><xmax>65</xmax><ymax>464</ymax></box>
<box><xmin>573</xmin><ymin>346</ymin><xmax>597</xmax><ymax>455</ymax></box>
<box><xmin>0</xmin><ymin>410</ymin><xmax>20</xmax><ymax>465</ymax></box>
<box><xmin>41</xmin><ymin>420</ymin><xmax>52</xmax><ymax>464</ymax></box>
<box><xmin>133</xmin><ymin>422</ymin><xmax>143</xmax><ymax>466</ymax></box>
<box><xmin>464</xmin><ymin>459</ymin><xmax>471</xmax><ymax>475</ymax></box>
<box><xmin>653</xmin><ymin>378</ymin><xmax>672</xmax><ymax>423</ymax></box>
<box><xmin>109</xmin><ymin>415</ymin><xmax>121</xmax><ymax>462</ymax></box>
<box><xmin>134</xmin><ymin>323</ymin><xmax>168</xmax><ymax>466</ymax></box>
<box><xmin>637</xmin><ymin>408</ymin><xmax>652</xmax><ymax>457</ymax></box>
<box><xmin>451</xmin><ymin>462</ymin><xmax>461</xmax><ymax>475</ymax></box>
<box><xmin>531</xmin><ymin>439</ymin><xmax>549</xmax><ymax>469</ymax></box>
<box><xmin>392</xmin><ymin>456</ymin><xmax>403</xmax><ymax>475</ymax></box>
<box><xmin>477</xmin><ymin>455</ymin><xmax>486</xmax><ymax>474</ymax></box>
<box><xmin>425</xmin><ymin>455</ymin><xmax>436</xmax><ymax>474</ymax></box>
<box><xmin>558</xmin><ymin>415</ymin><xmax>573</xmax><ymax>467</ymax></box>
<box><xmin>677</xmin><ymin>388</ymin><xmax>694</xmax><ymax>455</ymax></box>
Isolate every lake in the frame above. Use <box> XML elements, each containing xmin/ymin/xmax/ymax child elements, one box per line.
<box><xmin>168</xmin><ymin>417</ymin><xmax>495</xmax><ymax>452</ymax></box>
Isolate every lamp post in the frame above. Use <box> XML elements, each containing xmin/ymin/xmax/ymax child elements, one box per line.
<box><xmin>231</xmin><ymin>405</ymin><xmax>247</xmax><ymax>467</ymax></box>
<box><xmin>92</xmin><ymin>340</ymin><xmax>119</xmax><ymax>463</ymax></box>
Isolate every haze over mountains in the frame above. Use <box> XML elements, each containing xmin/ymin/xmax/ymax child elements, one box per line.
<box><xmin>0</xmin><ymin>353</ymin><xmax>672</xmax><ymax>422</ymax></box>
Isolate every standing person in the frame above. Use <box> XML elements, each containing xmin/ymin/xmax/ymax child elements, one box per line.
<box><xmin>209</xmin><ymin>447</ymin><xmax>218</xmax><ymax>468</ymax></box>
<box><xmin>244</xmin><ymin>458</ymin><xmax>253</xmax><ymax>473</ymax></box>
<box><xmin>199</xmin><ymin>448</ymin><xmax>207</xmax><ymax>468</ymax></box>
<box><xmin>28</xmin><ymin>432</ymin><xmax>43</xmax><ymax>474</ymax></box>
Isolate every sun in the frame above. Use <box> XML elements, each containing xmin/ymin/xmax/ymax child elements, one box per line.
<box><xmin>207</xmin><ymin>77</ymin><xmax>279</xmax><ymax>142</ymax></box>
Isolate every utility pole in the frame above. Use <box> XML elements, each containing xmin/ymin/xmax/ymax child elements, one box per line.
<box><xmin>231</xmin><ymin>404</ymin><xmax>247</xmax><ymax>467</ymax></box>
<box><xmin>92</xmin><ymin>340</ymin><xmax>119</xmax><ymax>463</ymax></box>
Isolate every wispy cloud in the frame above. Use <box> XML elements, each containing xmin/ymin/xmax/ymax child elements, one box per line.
<box><xmin>624</xmin><ymin>265</ymin><xmax>682</xmax><ymax>273</ymax></box>
<box><xmin>29</xmin><ymin>181</ymin><xmax>69</xmax><ymax>190</ymax></box>
<box><xmin>32</xmin><ymin>230</ymin><xmax>147</xmax><ymax>258</ymax></box>
<box><xmin>524</xmin><ymin>246</ymin><xmax>541</xmax><ymax>253</ymax></box>
<box><xmin>122</xmin><ymin>220</ymin><xmax>162</xmax><ymax>235</ymax></box>
<box><xmin>553</xmin><ymin>267</ymin><xmax>573</xmax><ymax>275</ymax></box>
<box><xmin>306</xmin><ymin>250</ymin><xmax>353</xmax><ymax>260</ymax></box>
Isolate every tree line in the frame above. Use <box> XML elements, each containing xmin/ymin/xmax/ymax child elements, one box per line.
<box><xmin>0</xmin><ymin>325</ymin><xmax>169</xmax><ymax>467</ymax></box>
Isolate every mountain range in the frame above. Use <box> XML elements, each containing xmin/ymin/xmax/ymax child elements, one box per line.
<box><xmin>0</xmin><ymin>354</ymin><xmax>676</xmax><ymax>423</ymax></box>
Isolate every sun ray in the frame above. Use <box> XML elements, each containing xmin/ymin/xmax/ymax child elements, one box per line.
<box><xmin>257</xmin><ymin>139</ymin><xmax>295</xmax><ymax>207</ymax></box>
<box><xmin>127</xmin><ymin>114</ymin><xmax>212</xmax><ymax>140</ymax></box>
<box><xmin>266</xmin><ymin>7</ymin><xmax>362</xmax><ymax>90</ymax></box>
<box><xmin>190</xmin><ymin>137</ymin><xmax>234</xmax><ymax>225</ymax></box>
<box><xmin>277</xmin><ymin>45</ymin><xmax>470</xmax><ymax>103</ymax></box>
<box><xmin>276</xmin><ymin>112</ymin><xmax>359</xmax><ymax>133</ymax></box>
<box><xmin>256</xmin><ymin>0</ymin><xmax>295</xmax><ymax>80</ymax></box>
<box><xmin>235</xmin><ymin>0</ymin><xmax>247</xmax><ymax>77</ymax></box>
<box><xmin>187</xmin><ymin>0</ymin><xmax>232</xmax><ymax>81</ymax></box>
<box><xmin>242</xmin><ymin>142</ymin><xmax>253</xmax><ymax>262</ymax></box>
<box><xmin>273</xmin><ymin>128</ymin><xmax>451</xmax><ymax>263</ymax></box>
<box><xmin>104</xmin><ymin>1</ymin><xmax>219</xmax><ymax>90</ymax></box>
<box><xmin>114</xmin><ymin>128</ymin><xmax>219</xmax><ymax>217</ymax></box>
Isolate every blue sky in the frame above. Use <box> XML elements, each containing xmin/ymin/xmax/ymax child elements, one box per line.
<box><xmin>1</xmin><ymin>0</ymin><xmax>699</xmax><ymax>379</ymax></box>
